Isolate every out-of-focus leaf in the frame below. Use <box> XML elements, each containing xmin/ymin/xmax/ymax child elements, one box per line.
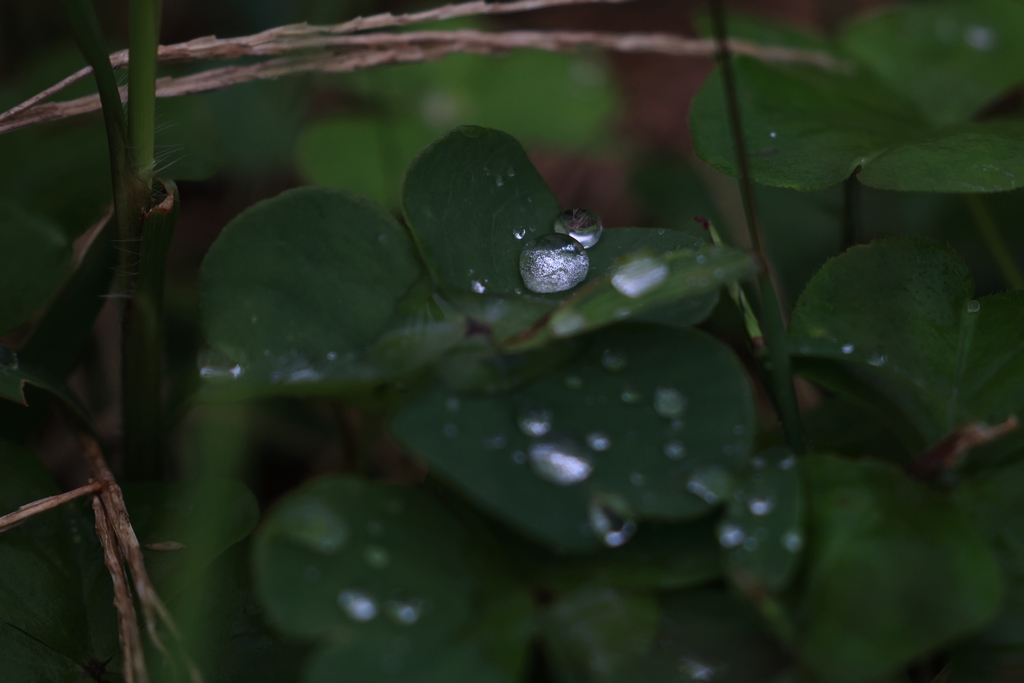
<box><xmin>392</xmin><ymin>325</ymin><xmax>756</xmax><ymax>551</ymax></box>
<box><xmin>0</xmin><ymin>201</ymin><xmax>72</xmax><ymax>335</ymax></box>
<box><xmin>795</xmin><ymin>454</ymin><xmax>1002</xmax><ymax>682</ymax></box>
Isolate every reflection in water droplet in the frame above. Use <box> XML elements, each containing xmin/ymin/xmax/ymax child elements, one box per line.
<box><xmin>600</xmin><ymin>348</ymin><xmax>627</xmax><ymax>372</ymax></box>
<box><xmin>443</xmin><ymin>423</ymin><xmax>458</xmax><ymax>438</ymax></box>
<box><xmin>967</xmin><ymin>299</ymin><xmax>981</xmax><ymax>313</ymax></box>
<box><xmin>282</xmin><ymin>500</ymin><xmax>349</xmax><ymax>554</ymax></box>
<box><xmin>620</xmin><ymin>386</ymin><xmax>642</xmax><ymax>404</ymax></box>
<box><xmin>586</xmin><ymin>431</ymin><xmax>611</xmax><ymax>451</ymax></box>
<box><xmin>518</xmin><ymin>404</ymin><xmax>553</xmax><ymax>437</ymax></box>
<box><xmin>553</xmin><ymin>207</ymin><xmax>603</xmax><ymax>249</ymax></box>
<box><xmin>841</xmin><ymin>343</ymin><xmax>854</xmax><ymax>354</ymax></box>
<box><xmin>611</xmin><ymin>255</ymin><xmax>668</xmax><ymax>298</ymax></box>
<box><xmin>654</xmin><ymin>387</ymin><xmax>687</xmax><ymax>419</ymax></box>
<box><xmin>686</xmin><ymin>466</ymin><xmax>732</xmax><ymax>505</ymax></box>
<box><xmin>718</xmin><ymin>522</ymin><xmax>745</xmax><ymax>548</ymax></box>
<box><xmin>588</xmin><ymin>495</ymin><xmax>636</xmax><ymax>547</ymax></box>
<box><xmin>679</xmin><ymin>657</ymin><xmax>716</xmax><ymax>681</ymax></box>
<box><xmin>385</xmin><ymin>599</ymin><xmax>423</xmax><ymax>626</ymax></box>
<box><xmin>663</xmin><ymin>440</ymin><xmax>685</xmax><ymax>460</ymax></box>
<box><xmin>0</xmin><ymin>344</ymin><xmax>18</xmax><ymax>369</ymax></box>
<box><xmin>470</xmin><ymin>280</ymin><xmax>486</xmax><ymax>294</ymax></box>
<box><xmin>339</xmin><ymin>590</ymin><xmax>378</xmax><ymax>622</ymax></box>
<box><xmin>513</xmin><ymin>227</ymin><xmax>527</xmax><ymax>240</ymax></box>
<box><xmin>529</xmin><ymin>433</ymin><xmax>593</xmax><ymax>485</ymax></box>
<box><xmin>782</xmin><ymin>530</ymin><xmax>804</xmax><ymax>552</ymax></box>
<box><xmin>748</xmin><ymin>495</ymin><xmax>775</xmax><ymax>516</ymax></box>
<box><xmin>520</xmin><ymin>234</ymin><xmax>589</xmax><ymax>293</ymax></box>
<box><xmin>364</xmin><ymin>545</ymin><xmax>390</xmax><ymax>568</ymax></box>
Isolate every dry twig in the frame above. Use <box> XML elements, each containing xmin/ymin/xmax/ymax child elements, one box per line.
<box><xmin>0</xmin><ymin>481</ymin><xmax>102</xmax><ymax>533</ymax></box>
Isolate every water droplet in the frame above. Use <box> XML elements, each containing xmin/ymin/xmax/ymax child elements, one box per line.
<box><xmin>519</xmin><ymin>234</ymin><xmax>589</xmax><ymax>293</ymax></box>
<box><xmin>686</xmin><ymin>466</ymin><xmax>732</xmax><ymax>505</ymax></box>
<box><xmin>679</xmin><ymin>657</ymin><xmax>716</xmax><ymax>681</ymax></box>
<box><xmin>470</xmin><ymin>280</ymin><xmax>486</xmax><ymax>294</ymax></box>
<box><xmin>443</xmin><ymin>423</ymin><xmax>458</xmax><ymax>438</ymax></box>
<box><xmin>506</xmin><ymin>166</ymin><xmax>516</xmax><ymax>177</ymax></box>
<box><xmin>364</xmin><ymin>545</ymin><xmax>390</xmax><ymax>568</ymax></box>
<box><xmin>965</xmin><ymin>24</ymin><xmax>996</xmax><ymax>51</ymax></box>
<box><xmin>385</xmin><ymin>599</ymin><xmax>423</xmax><ymax>626</ymax></box>
<box><xmin>601</xmin><ymin>348</ymin><xmax>627</xmax><ymax>372</ymax></box>
<box><xmin>967</xmin><ymin>299</ymin><xmax>981</xmax><ymax>313</ymax></box>
<box><xmin>326</xmin><ymin>351</ymin><xmax>337</xmax><ymax>361</ymax></box>
<box><xmin>663</xmin><ymin>440</ymin><xmax>686</xmax><ymax>460</ymax></box>
<box><xmin>586</xmin><ymin>431</ymin><xmax>611</xmax><ymax>451</ymax></box>
<box><xmin>513</xmin><ymin>227</ymin><xmax>526</xmax><ymax>240</ymax></box>
<box><xmin>611</xmin><ymin>255</ymin><xmax>668</xmax><ymax>298</ymax></box>
<box><xmin>713</xmin><ymin>268</ymin><xmax>725</xmax><ymax>279</ymax></box>
<box><xmin>748</xmin><ymin>495</ymin><xmax>775</xmax><ymax>516</ymax></box>
<box><xmin>696</xmin><ymin>254</ymin><xmax>707</xmax><ymax>264</ymax></box>
<box><xmin>483</xmin><ymin>434</ymin><xmax>507</xmax><ymax>450</ymax></box>
<box><xmin>197</xmin><ymin>347</ymin><xmax>242</xmax><ymax>380</ymax></box>
<box><xmin>553</xmin><ymin>207</ymin><xmax>603</xmax><ymax>249</ymax></box>
<box><xmin>282</xmin><ymin>500</ymin><xmax>349</xmax><ymax>554</ymax></box>
<box><xmin>653</xmin><ymin>387</ymin><xmax>686</xmax><ymax>419</ymax></box>
<box><xmin>867</xmin><ymin>351</ymin><xmax>887</xmax><ymax>367</ymax></box>
<box><xmin>620</xmin><ymin>386</ymin><xmax>642</xmax><ymax>404</ymax></box>
<box><xmin>769</xmin><ymin>130</ymin><xmax>777</xmax><ymax>138</ymax></box>
<box><xmin>563</xmin><ymin>374</ymin><xmax>584</xmax><ymax>389</ymax></box>
<box><xmin>445</xmin><ymin>396</ymin><xmax>460</xmax><ymax>412</ymax></box>
<box><xmin>511</xmin><ymin>450</ymin><xmax>527</xmax><ymax>464</ymax></box>
<box><xmin>338</xmin><ymin>590</ymin><xmax>378</xmax><ymax>622</ymax></box>
<box><xmin>718</xmin><ymin>522</ymin><xmax>745</xmax><ymax>548</ymax></box>
<box><xmin>588</xmin><ymin>495</ymin><xmax>636</xmax><ymax>547</ymax></box>
<box><xmin>629</xmin><ymin>471</ymin><xmax>645</xmax><ymax>486</ymax></box>
<box><xmin>270</xmin><ymin>351</ymin><xmax>322</xmax><ymax>384</ymax></box>
<box><xmin>518</xmin><ymin>404</ymin><xmax>553</xmax><ymax>437</ymax></box>
<box><xmin>782</xmin><ymin>530</ymin><xmax>804</xmax><ymax>552</ymax></box>
<box><xmin>841</xmin><ymin>343</ymin><xmax>854</xmax><ymax>354</ymax></box>
<box><xmin>529</xmin><ymin>433</ymin><xmax>593</xmax><ymax>485</ymax></box>
<box><xmin>779</xmin><ymin>455</ymin><xmax>796</xmax><ymax>470</ymax></box>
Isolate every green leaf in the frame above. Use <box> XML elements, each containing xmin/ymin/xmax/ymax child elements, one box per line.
<box><xmin>199</xmin><ymin>187</ymin><xmax>452</xmax><ymax>398</ymax></box>
<box><xmin>840</xmin><ymin>0</ymin><xmax>1024</xmax><ymax>126</ymax></box>
<box><xmin>252</xmin><ymin>477</ymin><xmax>519</xmax><ymax>682</ymax></box>
<box><xmin>391</xmin><ymin>325</ymin><xmax>756</xmax><ymax>551</ymax></box>
<box><xmin>795</xmin><ymin>454</ymin><xmax>1002</xmax><ymax>682</ymax></box>
<box><xmin>0</xmin><ymin>201</ymin><xmax>72</xmax><ymax>335</ymax></box>
<box><xmin>402</xmin><ymin>126</ymin><xmax>562</xmax><ymax>297</ymax></box>
<box><xmin>789</xmin><ymin>237</ymin><xmax>1024</xmax><ymax>448</ymax></box>
<box><xmin>0</xmin><ymin>346</ymin><xmax>90</xmax><ymax>423</ymax></box>
<box><xmin>719</xmin><ymin>447</ymin><xmax>803</xmax><ymax>593</ymax></box>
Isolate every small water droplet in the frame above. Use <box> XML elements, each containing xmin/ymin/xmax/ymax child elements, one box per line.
<box><xmin>520</xmin><ymin>234</ymin><xmax>589</xmax><ymax>293</ymax></box>
<box><xmin>601</xmin><ymin>348</ymin><xmax>627</xmax><ymax>372</ymax></box>
<box><xmin>483</xmin><ymin>434</ymin><xmax>507</xmax><ymax>450</ymax></box>
<box><xmin>506</xmin><ymin>165</ymin><xmax>516</xmax><ymax>177</ymax></box>
<box><xmin>964</xmin><ymin>24</ymin><xmax>996</xmax><ymax>51</ymax></box>
<box><xmin>779</xmin><ymin>455</ymin><xmax>796</xmax><ymax>470</ymax></box>
<box><xmin>366</xmin><ymin>520</ymin><xmax>384</xmax><ymax>537</ymax></box>
<box><xmin>686</xmin><ymin>466</ymin><xmax>732</xmax><ymax>505</ymax></box>
<box><xmin>867</xmin><ymin>351</ymin><xmax>887</xmax><ymax>367</ymax></box>
<box><xmin>654</xmin><ymin>387</ymin><xmax>686</xmax><ymax>419</ymax></box>
<box><xmin>696</xmin><ymin>254</ymin><xmax>707</xmax><ymax>264</ymax></box>
<box><xmin>679</xmin><ymin>657</ymin><xmax>716</xmax><ymax>681</ymax></box>
<box><xmin>782</xmin><ymin>530</ymin><xmax>804</xmax><ymax>552</ymax></box>
<box><xmin>513</xmin><ymin>227</ymin><xmax>526</xmax><ymax>240</ymax></box>
<box><xmin>841</xmin><ymin>343</ymin><xmax>854</xmax><ymax>354</ymax></box>
<box><xmin>364</xmin><ymin>545</ymin><xmax>390</xmax><ymax>568</ymax></box>
<box><xmin>495</xmin><ymin>174</ymin><xmax>504</xmax><ymax>187</ymax></box>
<box><xmin>443</xmin><ymin>423</ymin><xmax>458</xmax><ymax>438</ymax></box>
<box><xmin>282</xmin><ymin>500</ymin><xmax>349</xmax><ymax>554</ymax></box>
<box><xmin>553</xmin><ymin>207</ymin><xmax>603</xmax><ymax>249</ymax></box>
<box><xmin>588</xmin><ymin>495</ymin><xmax>636</xmax><ymax>547</ymax></box>
<box><xmin>326</xmin><ymin>351</ymin><xmax>337</xmax><ymax>361</ymax></box>
<box><xmin>629</xmin><ymin>471</ymin><xmax>645</xmax><ymax>486</ymax></box>
<box><xmin>564</xmin><ymin>374</ymin><xmax>584</xmax><ymax>389</ymax></box>
<box><xmin>385</xmin><ymin>599</ymin><xmax>423</xmax><ymax>626</ymax></box>
<box><xmin>620</xmin><ymin>386</ymin><xmax>642</xmax><ymax>404</ymax></box>
<box><xmin>967</xmin><ymin>299</ymin><xmax>980</xmax><ymax>313</ymax></box>
<box><xmin>663</xmin><ymin>440</ymin><xmax>686</xmax><ymax>460</ymax></box>
<box><xmin>611</xmin><ymin>254</ymin><xmax>669</xmax><ymax>298</ymax></box>
<box><xmin>718</xmin><ymin>522</ymin><xmax>745</xmax><ymax>548</ymax></box>
<box><xmin>338</xmin><ymin>590</ymin><xmax>378</xmax><ymax>622</ymax></box>
<box><xmin>470</xmin><ymin>279</ymin><xmax>486</xmax><ymax>294</ymax></box>
<box><xmin>748</xmin><ymin>495</ymin><xmax>775</xmax><ymax>516</ymax></box>
<box><xmin>529</xmin><ymin>433</ymin><xmax>593</xmax><ymax>485</ymax></box>
<box><xmin>511</xmin><ymin>450</ymin><xmax>527</xmax><ymax>464</ymax></box>
<box><xmin>586</xmin><ymin>431</ymin><xmax>611</xmax><ymax>451</ymax></box>
<box><xmin>769</xmin><ymin>130</ymin><xmax>778</xmax><ymax>139</ymax></box>
<box><xmin>518</xmin><ymin>404</ymin><xmax>553</xmax><ymax>437</ymax></box>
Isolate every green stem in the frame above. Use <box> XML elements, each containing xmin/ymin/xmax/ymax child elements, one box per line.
<box><xmin>128</xmin><ymin>0</ymin><xmax>162</xmax><ymax>185</ymax></box>
<box><xmin>708</xmin><ymin>0</ymin><xmax>805</xmax><ymax>454</ymax></box>
<box><xmin>967</xmin><ymin>194</ymin><xmax>1024</xmax><ymax>290</ymax></box>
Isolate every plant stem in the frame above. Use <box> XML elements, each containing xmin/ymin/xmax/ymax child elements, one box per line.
<box><xmin>708</xmin><ymin>0</ymin><xmax>805</xmax><ymax>454</ymax></box>
<box><xmin>967</xmin><ymin>194</ymin><xmax>1024</xmax><ymax>290</ymax></box>
<box><xmin>842</xmin><ymin>174</ymin><xmax>860</xmax><ymax>250</ymax></box>
<box><xmin>128</xmin><ymin>0</ymin><xmax>162</xmax><ymax>185</ymax></box>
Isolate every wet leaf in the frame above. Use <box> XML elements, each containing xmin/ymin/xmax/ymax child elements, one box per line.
<box><xmin>795</xmin><ymin>454</ymin><xmax>1002</xmax><ymax>682</ymax></box>
<box><xmin>391</xmin><ymin>325</ymin><xmax>756</xmax><ymax>551</ymax></box>
<box><xmin>789</xmin><ymin>237</ymin><xmax>1024</xmax><ymax>450</ymax></box>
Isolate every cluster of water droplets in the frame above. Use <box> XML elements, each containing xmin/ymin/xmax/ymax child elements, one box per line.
<box><xmin>518</xmin><ymin>206</ymin><xmax>605</xmax><ymax>294</ymax></box>
<box><xmin>337</xmin><ymin>590</ymin><xmax>426</xmax><ymax>626</ymax></box>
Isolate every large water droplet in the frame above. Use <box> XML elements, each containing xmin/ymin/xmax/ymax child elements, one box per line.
<box><xmin>611</xmin><ymin>254</ymin><xmax>669</xmax><ymax>298</ymax></box>
<box><xmin>519</xmin><ymin>234</ymin><xmax>589</xmax><ymax>293</ymax></box>
<box><xmin>282</xmin><ymin>500</ymin><xmax>349</xmax><ymax>554</ymax></box>
<box><xmin>586</xmin><ymin>431</ymin><xmax>611</xmax><ymax>451</ymax></box>
<box><xmin>529</xmin><ymin>433</ymin><xmax>593</xmax><ymax>485</ymax></box>
<box><xmin>385</xmin><ymin>599</ymin><xmax>424</xmax><ymax>626</ymax></box>
<box><xmin>338</xmin><ymin>590</ymin><xmax>378</xmax><ymax>622</ymax></box>
<box><xmin>553</xmin><ymin>207</ymin><xmax>603</xmax><ymax>249</ymax></box>
<box><xmin>663</xmin><ymin>440</ymin><xmax>685</xmax><ymax>460</ymax></box>
<box><xmin>653</xmin><ymin>386</ymin><xmax>686</xmax><ymax>419</ymax></box>
<box><xmin>686</xmin><ymin>466</ymin><xmax>732</xmax><ymax>505</ymax></box>
<box><xmin>588</xmin><ymin>495</ymin><xmax>636</xmax><ymax>547</ymax></box>
<box><xmin>718</xmin><ymin>522</ymin><xmax>745</xmax><ymax>548</ymax></box>
<box><xmin>0</xmin><ymin>344</ymin><xmax>18</xmax><ymax>369</ymax></box>
<box><xmin>518</xmin><ymin>404</ymin><xmax>553</xmax><ymax>437</ymax></box>
<box><xmin>601</xmin><ymin>348</ymin><xmax>627</xmax><ymax>372</ymax></box>
<box><xmin>679</xmin><ymin>658</ymin><xmax>716</xmax><ymax>681</ymax></box>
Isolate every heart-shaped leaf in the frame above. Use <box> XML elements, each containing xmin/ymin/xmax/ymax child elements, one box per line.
<box><xmin>391</xmin><ymin>325</ymin><xmax>756</xmax><ymax>551</ymax></box>
<box><xmin>795</xmin><ymin>454</ymin><xmax>1002</xmax><ymax>682</ymax></box>
<box><xmin>789</xmin><ymin>237</ymin><xmax>1024</xmax><ymax>449</ymax></box>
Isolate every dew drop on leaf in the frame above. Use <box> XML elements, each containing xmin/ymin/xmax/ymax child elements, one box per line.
<box><xmin>385</xmin><ymin>599</ymin><xmax>424</xmax><ymax>626</ymax></box>
<box><xmin>782</xmin><ymin>530</ymin><xmax>804</xmax><ymax>553</ymax></box>
<box><xmin>470</xmin><ymin>279</ymin><xmax>486</xmax><ymax>294</ymax></box>
<box><xmin>653</xmin><ymin>386</ymin><xmax>687</xmax><ymax>418</ymax></box>
<box><xmin>611</xmin><ymin>255</ymin><xmax>668</xmax><ymax>298</ymax></box>
<box><xmin>600</xmin><ymin>348</ymin><xmax>627</xmax><ymax>372</ymax></box>
<box><xmin>519</xmin><ymin>234</ymin><xmax>589</xmax><ymax>293</ymax></box>
<box><xmin>587</xmin><ymin>494</ymin><xmax>636</xmax><ymax>547</ymax></box>
<box><xmin>528</xmin><ymin>433</ymin><xmax>593</xmax><ymax>485</ymax></box>
<box><xmin>663</xmin><ymin>440</ymin><xmax>686</xmax><ymax>460</ymax></box>
<box><xmin>281</xmin><ymin>500</ymin><xmax>349</xmax><ymax>554</ymax></box>
<box><xmin>718</xmin><ymin>522</ymin><xmax>745</xmax><ymax>548</ymax></box>
<box><xmin>841</xmin><ymin>343</ymin><xmax>854</xmax><ymax>354</ymax></box>
<box><xmin>564</xmin><ymin>374</ymin><xmax>584</xmax><ymax>389</ymax></box>
<box><xmin>967</xmin><ymin>299</ymin><xmax>981</xmax><ymax>313</ymax></box>
<box><xmin>747</xmin><ymin>495</ymin><xmax>775</xmax><ymax>516</ymax></box>
<box><xmin>586</xmin><ymin>431</ymin><xmax>611</xmax><ymax>451</ymax></box>
<box><xmin>338</xmin><ymin>590</ymin><xmax>378</xmax><ymax>622</ymax></box>
<box><xmin>686</xmin><ymin>466</ymin><xmax>732</xmax><ymax>505</ymax></box>
<box><xmin>679</xmin><ymin>657</ymin><xmax>716</xmax><ymax>681</ymax></box>
<box><xmin>518</xmin><ymin>403</ymin><xmax>553</xmax><ymax>437</ymax></box>
<box><xmin>197</xmin><ymin>347</ymin><xmax>243</xmax><ymax>380</ymax></box>
<box><xmin>513</xmin><ymin>227</ymin><xmax>526</xmax><ymax>240</ymax></box>
<box><xmin>553</xmin><ymin>207</ymin><xmax>603</xmax><ymax>249</ymax></box>
<box><xmin>443</xmin><ymin>423</ymin><xmax>458</xmax><ymax>438</ymax></box>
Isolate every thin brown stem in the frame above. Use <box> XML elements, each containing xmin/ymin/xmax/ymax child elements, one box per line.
<box><xmin>0</xmin><ymin>481</ymin><xmax>103</xmax><ymax>533</ymax></box>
